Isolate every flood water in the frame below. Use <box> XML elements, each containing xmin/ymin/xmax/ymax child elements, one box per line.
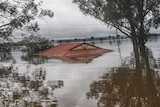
<box><xmin>0</xmin><ymin>36</ymin><xmax>160</xmax><ymax>107</ymax></box>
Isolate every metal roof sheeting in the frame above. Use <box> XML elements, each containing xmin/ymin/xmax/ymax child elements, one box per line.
<box><xmin>38</xmin><ymin>42</ymin><xmax>112</xmax><ymax>62</ymax></box>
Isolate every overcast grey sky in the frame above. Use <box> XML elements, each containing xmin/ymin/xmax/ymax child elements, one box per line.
<box><xmin>14</xmin><ymin>0</ymin><xmax>159</xmax><ymax>41</ymax></box>
<box><xmin>36</xmin><ymin>0</ymin><xmax>116</xmax><ymax>40</ymax></box>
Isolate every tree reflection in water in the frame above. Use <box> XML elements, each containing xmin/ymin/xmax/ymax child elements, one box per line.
<box><xmin>21</xmin><ymin>54</ymin><xmax>49</xmax><ymax>65</ymax></box>
<box><xmin>0</xmin><ymin>52</ymin><xmax>13</xmax><ymax>62</ymax></box>
<box><xmin>86</xmin><ymin>45</ymin><xmax>160</xmax><ymax>107</ymax></box>
<box><xmin>0</xmin><ymin>44</ymin><xmax>13</xmax><ymax>62</ymax></box>
<box><xmin>0</xmin><ymin>65</ymin><xmax>63</xmax><ymax>107</ymax></box>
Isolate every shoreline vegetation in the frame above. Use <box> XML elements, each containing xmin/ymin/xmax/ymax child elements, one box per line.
<box><xmin>0</xmin><ymin>33</ymin><xmax>160</xmax><ymax>53</ymax></box>
<box><xmin>56</xmin><ymin>33</ymin><xmax>160</xmax><ymax>43</ymax></box>
<box><xmin>17</xmin><ymin>33</ymin><xmax>160</xmax><ymax>45</ymax></box>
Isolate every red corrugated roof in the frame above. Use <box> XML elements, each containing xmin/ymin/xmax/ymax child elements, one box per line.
<box><xmin>39</xmin><ymin>42</ymin><xmax>82</xmax><ymax>56</ymax></box>
<box><xmin>38</xmin><ymin>42</ymin><xmax>112</xmax><ymax>58</ymax></box>
<box><xmin>65</xmin><ymin>48</ymin><xmax>109</xmax><ymax>57</ymax></box>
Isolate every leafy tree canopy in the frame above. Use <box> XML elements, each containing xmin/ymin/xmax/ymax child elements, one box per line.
<box><xmin>0</xmin><ymin>0</ymin><xmax>53</xmax><ymax>40</ymax></box>
<box><xmin>21</xmin><ymin>35</ymin><xmax>52</xmax><ymax>54</ymax></box>
<box><xmin>73</xmin><ymin>0</ymin><xmax>160</xmax><ymax>45</ymax></box>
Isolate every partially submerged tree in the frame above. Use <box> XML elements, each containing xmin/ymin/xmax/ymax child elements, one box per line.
<box><xmin>21</xmin><ymin>35</ymin><xmax>52</xmax><ymax>54</ymax></box>
<box><xmin>0</xmin><ymin>0</ymin><xmax>53</xmax><ymax>39</ymax></box>
<box><xmin>73</xmin><ymin>0</ymin><xmax>160</xmax><ymax>45</ymax></box>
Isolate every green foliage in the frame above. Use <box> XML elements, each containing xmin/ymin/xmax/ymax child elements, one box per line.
<box><xmin>73</xmin><ymin>0</ymin><xmax>160</xmax><ymax>45</ymax></box>
<box><xmin>22</xmin><ymin>35</ymin><xmax>52</xmax><ymax>55</ymax></box>
<box><xmin>0</xmin><ymin>0</ymin><xmax>53</xmax><ymax>39</ymax></box>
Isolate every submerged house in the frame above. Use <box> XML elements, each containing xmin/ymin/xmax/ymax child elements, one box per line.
<box><xmin>38</xmin><ymin>42</ymin><xmax>112</xmax><ymax>63</ymax></box>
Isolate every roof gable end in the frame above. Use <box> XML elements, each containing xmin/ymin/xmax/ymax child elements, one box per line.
<box><xmin>71</xmin><ymin>43</ymin><xmax>99</xmax><ymax>51</ymax></box>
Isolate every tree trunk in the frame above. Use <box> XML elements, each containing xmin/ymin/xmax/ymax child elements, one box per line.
<box><xmin>132</xmin><ymin>36</ymin><xmax>141</xmax><ymax>71</ymax></box>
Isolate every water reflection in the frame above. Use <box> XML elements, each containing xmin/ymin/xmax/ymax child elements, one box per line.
<box><xmin>52</xmin><ymin>54</ymin><xmax>102</xmax><ymax>63</ymax></box>
<box><xmin>87</xmin><ymin>45</ymin><xmax>160</xmax><ymax>107</ymax></box>
<box><xmin>0</xmin><ymin>65</ymin><xmax>63</xmax><ymax>107</ymax></box>
<box><xmin>0</xmin><ymin>44</ymin><xmax>13</xmax><ymax>62</ymax></box>
<box><xmin>0</xmin><ymin>43</ymin><xmax>13</xmax><ymax>62</ymax></box>
<box><xmin>0</xmin><ymin>52</ymin><xmax>13</xmax><ymax>62</ymax></box>
<box><xmin>21</xmin><ymin>54</ymin><xmax>49</xmax><ymax>65</ymax></box>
